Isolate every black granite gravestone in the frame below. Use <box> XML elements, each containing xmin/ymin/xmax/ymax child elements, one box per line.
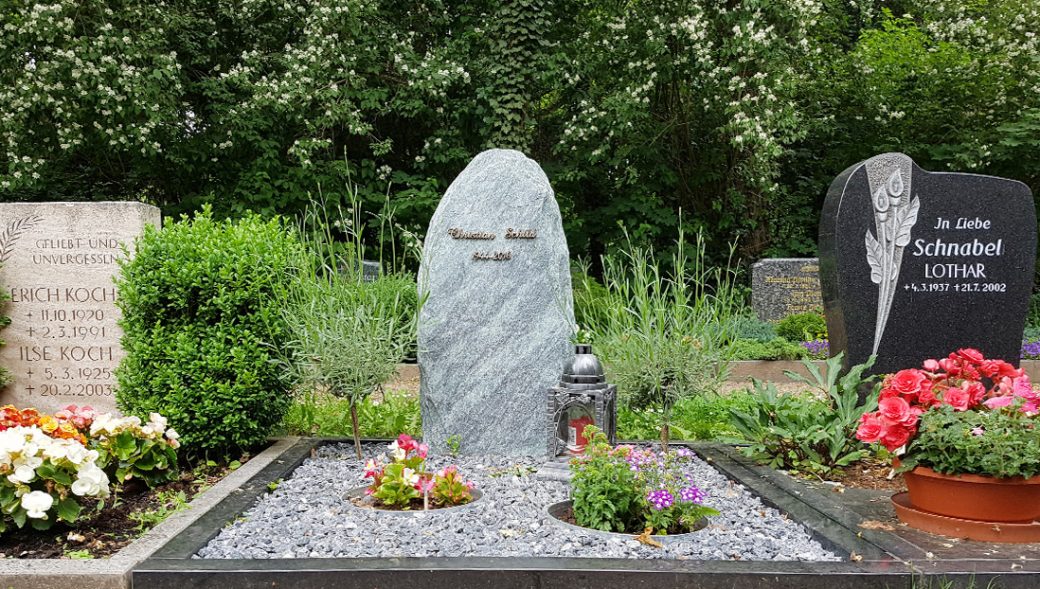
<box><xmin>820</xmin><ymin>153</ymin><xmax>1036</xmax><ymax>375</ymax></box>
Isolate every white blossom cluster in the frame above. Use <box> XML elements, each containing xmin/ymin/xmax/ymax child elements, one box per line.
<box><xmin>0</xmin><ymin>1</ymin><xmax>185</xmax><ymax>190</ymax></box>
<box><xmin>555</xmin><ymin>2</ymin><xmax>818</xmax><ymax>195</ymax></box>
<box><xmin>90</xmin><ymin>412</ymin><xmax>181</xmax><ymax>449</ymax></box>
<box><xmin>0</xmin><ymin>426</ymin><xmax>110</xmax><ymax>520</ymax></box>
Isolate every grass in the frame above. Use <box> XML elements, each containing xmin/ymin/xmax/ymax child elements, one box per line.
<box><xmin>280</xmin><ymin>387</ymin><xmax>766</xmax><ymax>443</ymax></box>
<box><xmin>280</xmin><ymin>389</ymin><xmax>422</xmax><ymax>438</ymax></box>
<box><xmin>617</xmin><ymin>391</ymin><xmax>760</xmax><ymax>441</ymax></box>
<box><xmin>128</xmin><ymin>489</ymin><xmax>189</xmax><ymax>532</ymax></box>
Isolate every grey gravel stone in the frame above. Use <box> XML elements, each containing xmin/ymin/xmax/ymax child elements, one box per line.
<box><xmin>196</xmin><ymin>443</ymin><xmax>841</xmax><ymax>562</ymax></box>
<box><xmin>417</xmin><ymin>149</ymin><xmax>574</xmax><ymax>457</ymax></box>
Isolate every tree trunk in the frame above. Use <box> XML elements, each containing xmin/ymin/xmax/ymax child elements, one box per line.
<box><xmin>660</xmin><ymin>423</ymin><xmax>670</xmax><ymax>454</ymax></box>
<box><xmin>350</xmin><ymin>401</ymin><xmax>362</xmax><ymax>459</ymax></box>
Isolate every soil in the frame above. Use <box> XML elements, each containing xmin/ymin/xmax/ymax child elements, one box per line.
<box><xmin>823</xmin><ymin>458</ymin><xmax>907</xmax><ymax>493</ymax></box>
<box><xmin>554</xmin><ymin>503</ymin><xmax>696</xmax><ymax>536</ymax></box>
<box><xmin>347</xmin><ymin>487</ymin><xmax>477</xmax><ymax>512</ymax></box>
<box><xmin>0</xmin><ymin>459</ymin><xmax>241</xmax><ymax>560</ymax></box>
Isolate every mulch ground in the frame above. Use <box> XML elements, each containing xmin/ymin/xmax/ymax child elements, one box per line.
<box><xmin>0</xmin><ymin>460</ymin><xmax>241</xmax><ymax>559</ymax></box>
<box><xmin>825</xmin><ymin>457</ymin><xmax>907</xmax><ymax>493</ymax></box>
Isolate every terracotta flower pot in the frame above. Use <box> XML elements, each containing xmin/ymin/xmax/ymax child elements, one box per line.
<box><xmin>903</xmin><ymin>466</ymin><xmax>1040</xmax><ymax>523</ymax></box>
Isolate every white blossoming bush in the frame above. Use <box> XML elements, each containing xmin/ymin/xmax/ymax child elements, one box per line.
<box><xmin>0</xmin><ymin>427</ymin><xmax>109</xmax><ymax>532</ymax></box>
<box><xmin>89</xmin><ymin>412</ymin><xmax>181</xmax><ymax>488</ymax></box>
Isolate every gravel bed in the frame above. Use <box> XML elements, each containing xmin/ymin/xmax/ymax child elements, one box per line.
<box><xmin>196</xmin><ymin>443</ymin><xmax>841</xmax><ymax>561</ymax></box>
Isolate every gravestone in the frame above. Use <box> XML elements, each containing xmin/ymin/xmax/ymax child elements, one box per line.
<box><xmin>0</xmin><ymin>202</ymin><xmax>160</xmax><ymax>414</ymax></box>
<box><xmin>820</xmin><ymin>153</ymin><xmax>1036</xmax><ymax>375</ymax></box>
<box><xmin>751</xmin><ymin>258</ymin><xmax>823</xmax><ymax>322</ymax></box>
<box><xmin>418</xmin><ymin>149</ymin><xmax>574</xmax><ymax>456</ymax></box>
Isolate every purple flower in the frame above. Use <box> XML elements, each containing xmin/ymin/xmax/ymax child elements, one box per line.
<box><xmin>647</xmin><ymin>489</ymin><xmax>674</xmax><ymax>511</ymax></box>
<box><xmin>801</xmin><ymin>339</ymin><xmax>829</xmax><ymax>358</ymax></box>
<box><xmin>1022</xmin><ymin>340</ymin><xmax>1040</xmax><ymax>360</ymax></box>
<box><xmin>679</xmin><ymin>486</ymin><xmax>706</xmax><ymax>504</ymax></box>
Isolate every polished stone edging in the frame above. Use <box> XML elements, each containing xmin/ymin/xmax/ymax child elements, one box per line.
<box><xmin>0</xmin><ymin>437</ymin><xmax>301</xmax><ymax>589</ymax></box>
<box><xmin>133</xmin><ymin>439</ymin><xmax>1040</xmax><ymax>589</ymax></box>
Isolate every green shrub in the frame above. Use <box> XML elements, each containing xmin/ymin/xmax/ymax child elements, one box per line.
<box><xmin>115</xmin><ymin>208</ymin><xmax>301</xmax><ymax>458</ymax></box>
<box><xmin>281</xmin><ymin>390</ymin><xmax>421</xmax><ymax>438</ymax></box>
<box><xmin>775</xmin><ymin>312</ymin><xmax>827</xmax><ymax>343</ymax></box>
<box><xmin>280</xmin><ymin>202</ymin><xmax>416</xmax><ymax>457</ymax></box>
<box><xmin>362</xmin><ymin>273</ymin><xmax>419</xmax><ymax>360</ymax></box>
<box><xmin>728</xmin><ymin>353</ymin><xmax>880</xmax><ymax>475</ymax></box>
<box><xmin>728</xmin><ymin>315</ymin><xmax>776</xmax><ymax>343</ymax></box>
<box><xmin>1024</xmin><ymin>325</ymin><xmax>1040</xmax><ymax>342</ymax></box>
<box><xmin>728</xmin><ymin>337</ymin><xmax>808</xmax><ymax>361</ymax></box>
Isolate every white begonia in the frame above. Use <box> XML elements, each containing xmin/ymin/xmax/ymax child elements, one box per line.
<box><xmin>9</xmin><ymin>462</ymin><xmax>37</xmax><ymax>484</ymax></box>
<box><xmin>21</xmin><ymin>491</ymin><xmax>53</xmax><ymax>519</ymax></box>
<box><xmin>402</xmin><ymin>468</ymin><xmax>419</xmax><ymax>486</ymax></box>
<box><xmin>71</xmin><ymin>463</ymin><xmax>110</xmax><ymax>498</ymax></box>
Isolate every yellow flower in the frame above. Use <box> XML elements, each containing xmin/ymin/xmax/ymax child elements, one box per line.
<box><xmin>38</xmin><ymin>416</ymin><xmax>58</xmax><ymax>433</ymax></box>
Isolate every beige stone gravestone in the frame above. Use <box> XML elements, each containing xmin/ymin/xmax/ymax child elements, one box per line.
<box><xmin>0</xmin><ymin>202</ymin><xmax>160</xmax><ymax>414</ymax></box>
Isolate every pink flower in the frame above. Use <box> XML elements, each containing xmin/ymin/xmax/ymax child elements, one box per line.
<box><xmin>943</xmin><ymin>387</ymin><xmax>971</xmax><ymax>411</ymax></box>
<box><xmin>879</xmin><ymin>396</ymin><xmax>912</xmax><ymax>424</ymax></box>
<box><xmin>983</xmin><ymin>395</ymin><xmax>1013</xmax><ymax>409</ymax></box>
<box><xmin>855</xmin><ymin>413</ymin><xmax>883</xmax><ymax>443</ymax></box>
<box><xmin>971</xmin><ymin>427</ymin><xmax>985</xmax><ymax>437</ymax></box>
<box><xmin>917</xmin><ymin>386</ymin><xmax>939</xmax><ymax>407</ymax></box>
<box><xmin>396</xmin><ymin>434</ymin><xmax>417</xmax><ymax>453</ymax></box>
<box><xmin>886</xmin><ymin>369</ymin><xmax>929</xmax><ymax>400</ymax></box>
<box><xmin>923</xmin><ymin>359</ymin><xmax>940</xmax><ymax>372</ymax></box>
<box><xmin>880</xmin><ymin>421</ymin><xmax>912</xmax><ymax>451</ymax></box>
<box><xmin>1013</xmin><ymin>375</ymin><xmax>1033</xmax><ymax>399</ymax></box>
<box><xmin>417</xmin><ymin>443</ymin><xmax>429</xmax><ymax>459</ymax></box>
<box><xmin>957</xmin><ymin>348</ymin><xmax>985</xmax><ymax>365</ymax></box>
<box><xmin>363</xmin><ymin>459</ymin><xmax>382</xmax><ymax>478</ymax></box>
<box><xmin>416</xmin><ymin>476</ymin><xmax>435</xmax><ymax>493</ymax></box>
<box><xmin>963</xmin><ymin>382</ymin><xmax>986</xmax><ymax>406</ymax></box>
<box><xmin>939</xmin><ymin>357</ymin><xmax>960</xmax><ymax>376</ymax></box>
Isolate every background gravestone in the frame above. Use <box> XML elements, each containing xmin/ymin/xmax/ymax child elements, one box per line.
<box><xmin>751</xmin><ymin>258</ymin><xmax>822</xmax><ymax>322</ymax></box>
<box><xmin>419</xmin><ymin>149</ymin><xmax>574</xmax><ymax>456</ymax></box>
<box><xmin>0</xmin><ymin>202</ymin><xmax>160</xmax><ymax>414</ymax></box>
<box><xmin>820</xmin><ymin>152</ymin><xmax>1036</xmax><ymax>375</ymax></box>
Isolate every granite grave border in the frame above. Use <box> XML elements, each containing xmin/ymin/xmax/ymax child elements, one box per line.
<box><xmin>130</xmin><ymin>438</ymin><xmax>1040</xmax><ymax>589</ymax></box>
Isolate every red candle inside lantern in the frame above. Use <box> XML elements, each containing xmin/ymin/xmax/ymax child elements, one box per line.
<box><xmin>567</xmin><ymin>414</ymin><xmax>595</xmax><ymax>454</ymax></box>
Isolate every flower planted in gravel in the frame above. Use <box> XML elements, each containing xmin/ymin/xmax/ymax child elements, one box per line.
<box><xmin>569</xmin><ymin>426</ymin><xmax>718</xmax><ymax>535</ymax></box>
<box><xmin>363</xmin><ymin>434</ymin><xmax>474</xmax><ymax>510</ymax></box>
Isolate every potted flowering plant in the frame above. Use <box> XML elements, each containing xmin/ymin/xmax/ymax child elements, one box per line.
<box><xmin>359</xmin><ymin>434</ymin><xmax>476</xmax><ymax>511</ymax></box>
<box><xmin>855</xmin><ymin>348</ymin><xmax>1040</xmax><ymax>525</ymax></box>
<box><xmin>563</xmin><ymin>426</ymin><xmax>718</xmax><ymax>536</ymax></box>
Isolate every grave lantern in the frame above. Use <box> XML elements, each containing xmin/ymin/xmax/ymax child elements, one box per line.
<box><xmin>547</xmin><ymin>344</ymin><xmax>617</xmax><ymax>456</ymax></box>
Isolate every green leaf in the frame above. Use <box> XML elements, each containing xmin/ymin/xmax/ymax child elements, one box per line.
<box><xmin>56</xmin><ymin>498</ymin><xmax>82</xmax><ymax>523</ymax></box>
